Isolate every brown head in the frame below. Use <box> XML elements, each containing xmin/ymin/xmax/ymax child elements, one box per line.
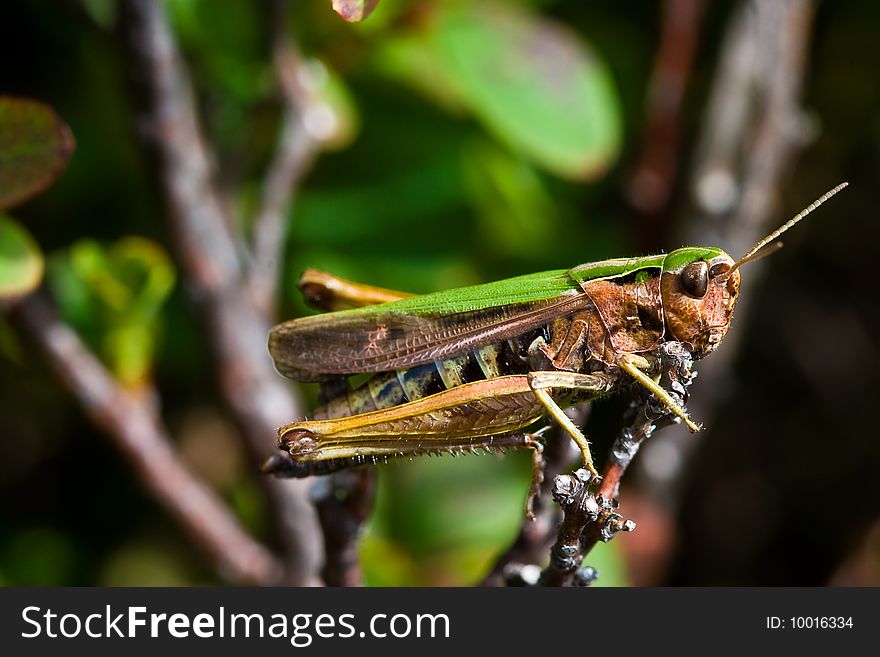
<box><xmin>660</xmin><ymin>182</ymin><xmax>848</xmax><ymax>359</ymax></box>
<box><xmin>660</xmin><ymin>248</ymin><xmax>740</xmax><ymax>359</ymax></box>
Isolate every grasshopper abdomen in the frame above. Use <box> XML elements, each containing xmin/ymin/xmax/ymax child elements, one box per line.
<box><xmin>314</xmin><ymin>326</ymin><xmax>551</xmax><ymax>421</ymax></box>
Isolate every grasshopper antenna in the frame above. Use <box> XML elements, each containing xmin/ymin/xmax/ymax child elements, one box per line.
<box><xmin>725</xmin><ymin>182</ymin><xmax>849</xmax><ymax>278</ymax></box>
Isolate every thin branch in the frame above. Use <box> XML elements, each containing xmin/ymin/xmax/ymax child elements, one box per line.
<box><xmin>117</xmin><ymin>0</ymin><xmax>322</xmax><ymax>584</ymax></box>
<box><xmin>634</xmin><ymin>0</ymin><xmax>817</xmax><ymax>508</ymax></box>
<box><xmin>539</xmin><ymin>345</ymin><xmax>692</xmax><ymax>586</ymax></box>
<box><xmin>479</xmin><ymin>345</ymin><xmax>695</xmax><ymax>587</ymax></box>
<box><xmin>627</xmin><ymin>0</ymin><xmax>706</xmax><ymax>241</ymax></box>
<box><xmin>480</xmin><ymin>416</ymin><xmax>582</xmax><ymax>587</ymax></box>
<box><xmin>247</xmin><ymin>0</ymin><xmax>320</xmax><ymax>319</ymax></box>
<box><xmin>313</xmin><ymin>469</ymin><xmax>376</xmax><ymax>586</ymax></box>
<box><xmin>10</xmin><ymin>294</ymin><xmax>282</xmax><ymax>585</ymax></box>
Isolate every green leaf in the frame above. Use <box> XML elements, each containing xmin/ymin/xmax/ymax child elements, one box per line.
<box><xmin>375</xmin><ymin>32</ymin><xmax>468</xmax><ymax>112</ymax></box>
<box><xmin>331</xmin><ymin>0</ymin><xmax>380</xmax><ymax>23</ymax></box>
<box><xmin>378</xmin><ymin>2</ymin><xmax>622</xmax><ymax>180</ymax></box>
<box><xmin>0</xmin><ymin>97</ymin><xmax>75</xmax><ymax>211</ymax></box>
<box><xmin>0</xmin><ymin>215</ymin><xmax>44</xmax><ymax>300</ymax></box>
<box><xmin>69</xmin><ymin>238</ymin><xmax>176</xmax><ymax>321</ymax></box>
<box><xmin>50</xmin><ymin>237</ymin><xmax>175</xmax><ymax>386</ymax></box>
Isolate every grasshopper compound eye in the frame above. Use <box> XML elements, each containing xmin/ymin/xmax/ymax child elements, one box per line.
<box><xmin>680</xmin><ymin>261</ymin><xmax>709</xmax><ymax>298</ymax></box>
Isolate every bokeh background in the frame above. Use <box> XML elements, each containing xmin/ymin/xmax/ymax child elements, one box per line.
<box><xmin>1</xmin><ymin>0</ymin><xmax>878</xmax><ymax>586</ymax></box>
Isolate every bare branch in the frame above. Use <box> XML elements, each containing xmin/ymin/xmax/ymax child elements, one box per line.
<box><xmin>627</xmin><ymin>0</ymin><xmax>706</xmax><ymax>243</ymax></box>
<box><xmin>538</xmin><ymin>346</ymin><xmax>691</xmax><ymax>586</ymax></box>
<box><xmin>247</xmin><ymin>1</ymin><xmax>320</xmax><ymax>319</ymax></box>
<box><xmin>10</xmin><ymin>295</ymin><xmax>282</xmax><ymax>585</ymax></box>
<box><xmin>117</xmin><ymin>0</ymin><xmax>241</xmax><ymax>288</ymax></box>
<box><xmin>313</xmin><ymin>469</ymin><xmax>376</xmax><ymax>587</ymax></box>
<box><xmin>480</xmin><ymin>417</ymin><xmax>581</xmax><ymax>587</ymax></box>
<box><xmin>117</xmin><ymin>0</ymin><xmax>322</xmax><ymax>584</ymax></box>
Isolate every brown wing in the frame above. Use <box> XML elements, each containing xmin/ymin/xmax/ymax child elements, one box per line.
<box><xmin>269</xmin><ymin>285</ymin><xmax>592</xmax><ymax>382</ymax></box>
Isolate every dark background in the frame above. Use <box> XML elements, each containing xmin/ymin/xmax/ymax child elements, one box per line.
<box><xmin>0</xmin><ymin>0</ymin><xmax>877</xmax><ymax>586</ymax></box>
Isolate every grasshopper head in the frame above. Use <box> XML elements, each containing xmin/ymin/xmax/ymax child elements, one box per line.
<box><xmin>661</xmin><ymin>248</ymin><xmax>740</xmax><ymax>359</ymax></box>
<box><xmin>659</xmin><ymin>183</ymin><xmax>848</xmax><ymax>358</ymax></box>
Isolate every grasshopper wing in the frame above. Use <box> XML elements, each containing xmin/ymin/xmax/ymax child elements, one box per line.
<box><xmin>269</xmin><ymin>269</ymin><xmax>591</xmax><ymax>381</ymax></box>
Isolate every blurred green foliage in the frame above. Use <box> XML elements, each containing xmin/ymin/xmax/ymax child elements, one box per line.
<box><xmin>377</xmin><ymin>2</ymin><xmax>621</xmax><ymax>179</ymax></box>
<box><xmin>49</xmin><ymin>237</ymin><xmax>175</xmax><ymax>387</ymax></box>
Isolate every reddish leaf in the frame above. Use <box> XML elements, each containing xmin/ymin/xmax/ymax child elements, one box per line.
<box><xmin>331</xmin><ymin>0</ymin><xmax>379</xmax><ymax>23</ymax></box>
<box><xmin>0</xmin><ymin>97</ymin><xmax>75</xmax><ymax>211</ymax></box>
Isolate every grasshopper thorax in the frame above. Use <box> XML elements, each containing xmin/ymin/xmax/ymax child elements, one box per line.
<box><xmin>660</xmin><ymin>247</ymin><xmax>740</xmax><ymax>359</ymax></box>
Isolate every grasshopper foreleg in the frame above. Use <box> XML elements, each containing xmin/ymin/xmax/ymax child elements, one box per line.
<box><xmin>617</xmin><ymin>353</ymin><xmax>702</xmax><ymax>432</ymax></box>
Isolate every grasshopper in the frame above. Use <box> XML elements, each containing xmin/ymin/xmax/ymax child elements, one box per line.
<box><xmin>263</xmin><ymin>183</ymin><xmax>847</xmax><ymax>502</ymax></box>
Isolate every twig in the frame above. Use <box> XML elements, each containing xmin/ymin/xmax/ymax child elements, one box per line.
<box><xmin>483</xmin><ymin>343</ymin><xmax>695</xmax><ymax>587</ymax></box>
<box><xmin>10</xmin><ymin>294</ymin><xmax>282</xmax><ymax>585</ymax></box>
<box><xmin>573</xmin><ymin>415</ymin><xmax>677</xmax><ymax>574</ymax></box>
<box><xmin>117</xmin><ymin>0</ymin><xmax>322</xmax><ymax>584</ymax></box>
<box><xmin>247</xmin><ymin>0</ymin><xmax>320</xmax><ymax>319</ymax></box>
<box><xmin>538</xmin><ymin>345</ymin><xmax>692</xmax><ymax>586</ymax></box>
<box><xmin>479</xmin><ymin>414</ymin><xmax>582</xmax><ymax>587</ymax></box>
<box><xmin>634</xmin><ymin>0</ymin><xmax>817</xmax><ymax>507</ymax></box>
<box><xmin>627</xmin><ymin>0</ymin><xmax>706</xmax><ymax>239</ymax></box>
<box><xmin>313</xmin><ymin>469</ymin><xmax>376</xmax><ymax>586</ymax></box>
<box><xmin>302</xmin><ymin>377</ymin><xmax>380</xmax><ymax>586</ymax></box>
<box><xmin>536</xmin><ymin>415</ymin><xmax>664</xmax><ymax>588</ymax></box>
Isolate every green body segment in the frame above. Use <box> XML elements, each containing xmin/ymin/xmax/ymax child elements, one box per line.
<box><xmin>661</xmin><ymin>247</ymin><xmax>726</xmax><ymax>273</ymax></box>
<box><xmin>335</xmin><ymin>268</ymin><xmax>577</xmax><ymax>316</ymax></box>
<box><xmin>569</xmin><ymin>254</ymin><xmax>665</xmax><ymax>283</ymax></box>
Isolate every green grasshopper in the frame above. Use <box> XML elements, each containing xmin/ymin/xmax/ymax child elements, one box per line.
<box><xmin>263</xmin><ymin>183</ymin><xmax>847</xmax><ymax>498</ymax></box>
